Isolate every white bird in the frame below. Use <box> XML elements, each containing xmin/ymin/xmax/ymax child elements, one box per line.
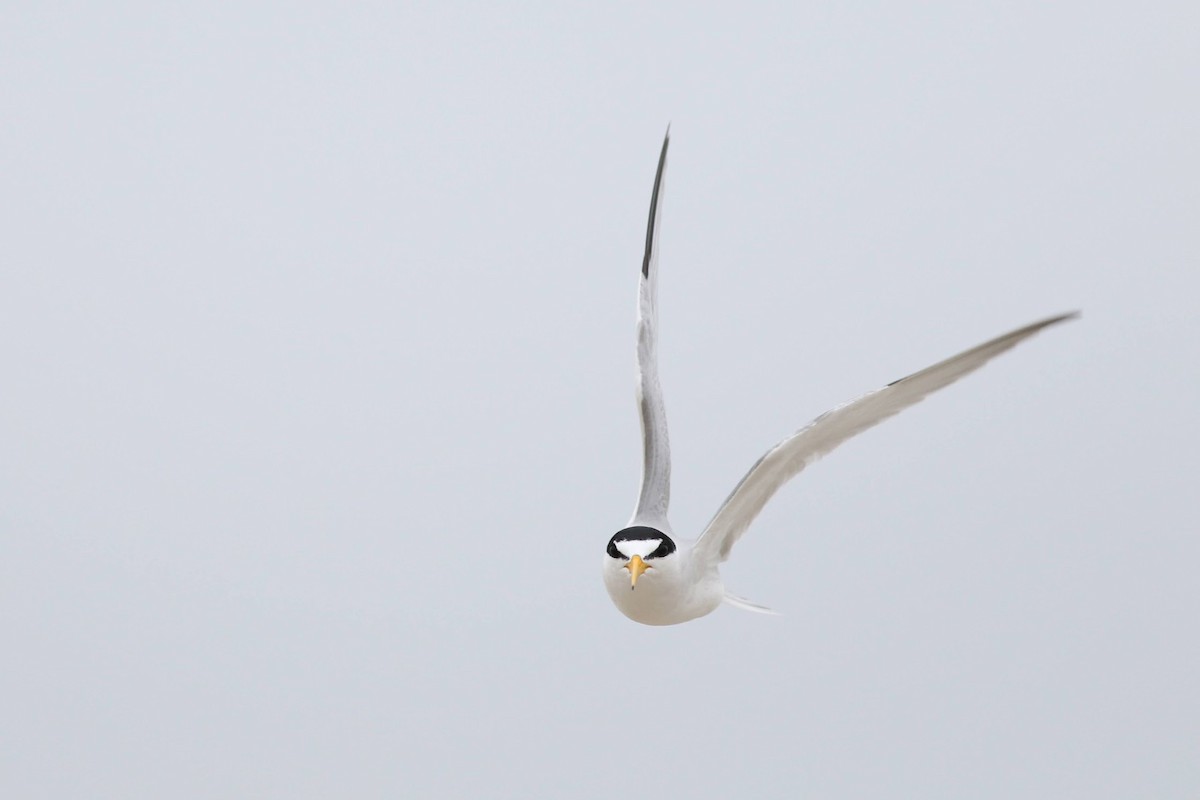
<box><xmin>603</xmin><ymin>132</ymin><xmax>1078</xmax><ymax>626</ymax></box>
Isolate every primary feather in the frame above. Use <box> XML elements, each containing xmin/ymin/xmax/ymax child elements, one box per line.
<box><xmin>632</xmin><ymin>132</ymin><xmax>672</xmax><ymax>527</ymax></box>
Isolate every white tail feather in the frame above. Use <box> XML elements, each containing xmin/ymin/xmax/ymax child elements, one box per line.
<box><xmin>723</xmin><ymin>593</ymin><xmax>779</xmax><ymax>615</ymax></box>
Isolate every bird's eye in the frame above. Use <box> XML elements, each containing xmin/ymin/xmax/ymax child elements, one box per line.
<box><xmin>606</xmin><ymin>540</ymin><xmax>624</xmax><ymax>559</ymax></box>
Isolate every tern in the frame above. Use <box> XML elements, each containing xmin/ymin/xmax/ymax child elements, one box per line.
<box><xmin>603</xmin><ymin>132</ymin><xmax>1077</xmax><ymax>625</ymax></box>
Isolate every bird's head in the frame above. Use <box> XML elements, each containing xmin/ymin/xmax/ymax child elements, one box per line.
<box><xmin>605</xmin><ymin>526</ymin><xmax>677</xmax><ymax>589</ymax></box>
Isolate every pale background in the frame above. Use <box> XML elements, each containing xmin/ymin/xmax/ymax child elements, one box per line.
<box><xmin>2</xmin><ymin>2</ymin><xmax>1197</xmax><ymax>797</ymax></box>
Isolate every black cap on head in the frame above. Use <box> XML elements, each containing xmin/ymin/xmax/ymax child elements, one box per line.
<box><xmin>606</xmin><ymin>526</ymin><xmax>676</xmax><ymax>560</ymax></box>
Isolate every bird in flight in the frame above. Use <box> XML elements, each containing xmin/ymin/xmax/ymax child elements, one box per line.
<box><xmin>603</xmin><ymin>131</ymin><xmax>1077</xmax><ymax>625</ymax></box>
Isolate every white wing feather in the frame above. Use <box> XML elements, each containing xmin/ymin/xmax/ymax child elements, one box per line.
<box><xmin>631</xmin><ymin>131</ymin><xmax>672</xmax><ymax>525</ymax></box>
<box><xmin>694</xmin><ymin>312</ymin><xmax>1079</xmax><ymax>563</ymax></box>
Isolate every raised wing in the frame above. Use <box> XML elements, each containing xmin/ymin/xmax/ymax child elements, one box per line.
<box><xmin>694</xmin><ymin>312</ymin><xmax>1079</xmax><ymax>562</ymax></box>
<box><xmin>631</xmin><ymin>131</ymin><xmax>672</xmax><ymax>525</ymax></box>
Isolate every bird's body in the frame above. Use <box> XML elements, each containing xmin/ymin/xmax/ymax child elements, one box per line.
<box><xmin>603</xmin><ymin>524</ymin><xmax>723</xmax><ymax>625</ymax></box>
<box><xmin>604</xmin><ymin>131</ymin><xmax>1077</xmax><ymax>626</ymax></box>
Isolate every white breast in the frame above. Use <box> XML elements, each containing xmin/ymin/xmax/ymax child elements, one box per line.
<box><xmin>601</xmin><ymin>549</ymin><xmax>724</xmax><ymax>626</ymax></box>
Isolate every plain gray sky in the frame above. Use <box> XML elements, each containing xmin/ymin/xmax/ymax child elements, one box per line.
<box><xmin>2</xmin><ymin>2</ymin><xmax>1197</xmax><ymax>797</ymax></box>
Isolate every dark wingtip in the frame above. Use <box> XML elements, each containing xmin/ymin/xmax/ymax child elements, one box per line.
<box><xmin>641</xmin><ymin>130</ymin><xmax>670</xmax><ymax>279</ymax></box>
<box><xmin>885</xmin><ymin>310</ymin><xmax>1081</xmax><ymax>387</ymax></box>
<box><xmin>1024</xmin><ymin>310</ymin><xmax>1082</xmax><ymax>332</ymax></box>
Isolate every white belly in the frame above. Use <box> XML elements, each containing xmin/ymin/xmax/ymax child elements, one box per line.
<box><xmin>602</xmin><ymin>560</ymin><xmax>723</xmax><ymax>625</ymax></box>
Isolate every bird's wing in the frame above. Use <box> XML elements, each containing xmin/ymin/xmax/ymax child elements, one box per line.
<box><xmin>693</xmin><ymin>312</ymin><xmax>1078</xmax><ymax>563</ymax></box>
<box><xmin>631</xmin><ymin>131</ymin><xmax>672</xmax><ymax>525</ymax></box>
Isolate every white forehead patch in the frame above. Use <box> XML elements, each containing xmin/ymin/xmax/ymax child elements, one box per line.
<box><xmin>615</xmin><ymin>539</ymin><xmax>662</xmax><ymax>559</ymax></box>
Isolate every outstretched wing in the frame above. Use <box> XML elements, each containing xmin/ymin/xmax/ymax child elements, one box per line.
<box><xmin>631</xmin><ymin>131</ymin><xmax>672</xmax><ymax>525</ymax></box>
<box><xmin>694</xmin><ymin>312</ymin><xmax>1079</xmax><ymax>562</ymax></box>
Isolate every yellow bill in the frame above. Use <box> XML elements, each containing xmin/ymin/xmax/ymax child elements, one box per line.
<box><xmin>625</xmin><ymin>554</ymin><xmax>650</xmax><ymax>589</ymax></box>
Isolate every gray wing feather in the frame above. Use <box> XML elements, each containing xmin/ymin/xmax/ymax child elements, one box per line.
<box><xmin>632</xmin><ymin>131</ymin><xmax>672</xmax><ymax>524</ymax></box>
<box><xmin>694</xmin><ymin>312</ymin><xmax>1079</xmax><ymax>562</ymax></box>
